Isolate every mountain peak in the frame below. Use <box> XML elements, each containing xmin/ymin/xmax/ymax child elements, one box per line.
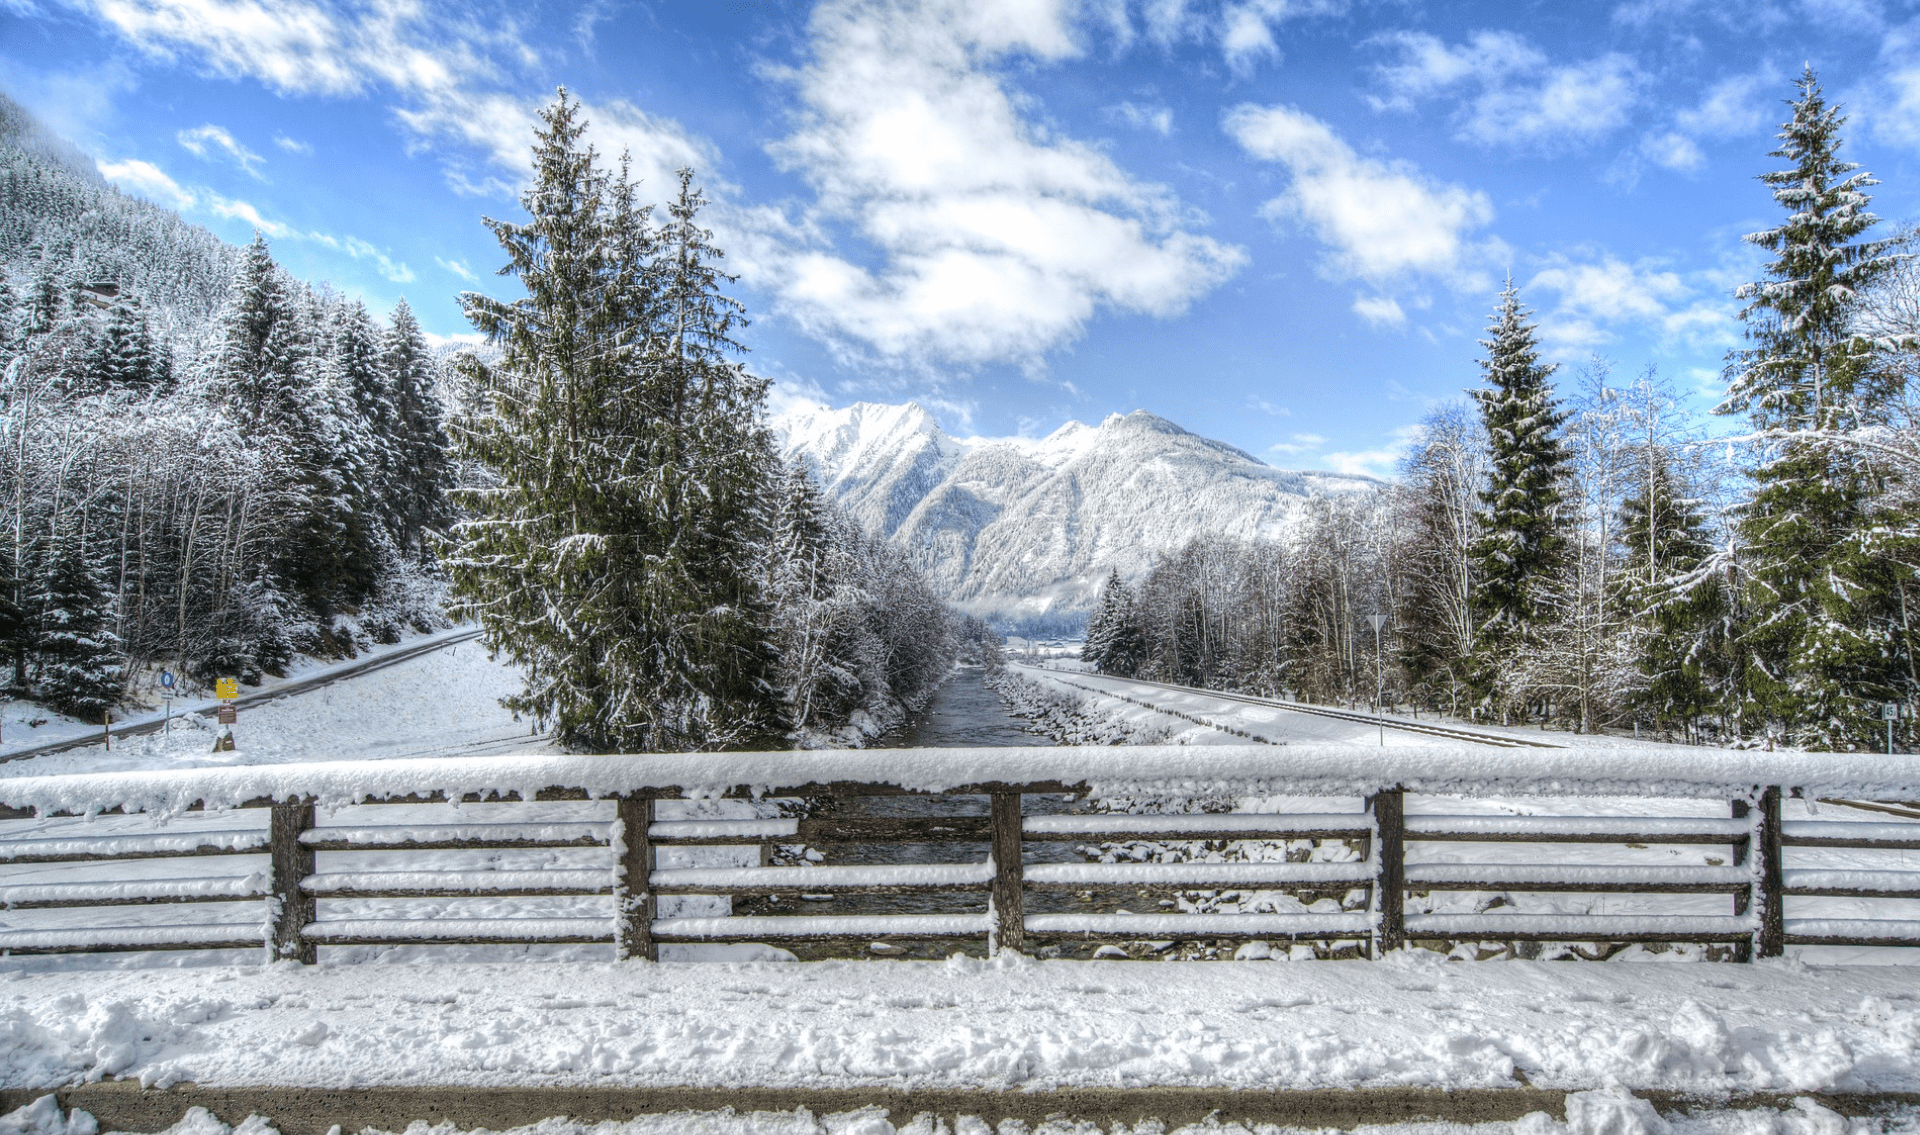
<box><xmin>773</xmin><ymin>399</ymin><xmax>1380</xmax><ymax>633</ymax></box>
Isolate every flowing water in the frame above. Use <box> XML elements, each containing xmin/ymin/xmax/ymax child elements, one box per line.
<box><xmin>733</xmin><ymin>666</ymin><xmax>1092</xmax><ymax>957</ymax></box>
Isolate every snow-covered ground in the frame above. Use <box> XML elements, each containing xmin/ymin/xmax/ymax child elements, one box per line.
<box><xmin>2</xmin><ymin>950</ymin><xmax>1918</xmax><ymax>1095</ymax></box>
<box><xmin>0</xmin><ymin>635</ymin><xmax>553</xmax><ymax>778</ymax></box>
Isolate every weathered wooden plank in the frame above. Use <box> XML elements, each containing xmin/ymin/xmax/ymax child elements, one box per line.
<box><xmin>1755</xmin><ymin>786</ymin><xmax>1783</xmax><ymax>960</ymax></box>
<box><xmin>1408</xmin><ymin>880</ymin><xmax>1748</xmax><ymax>894</ymax></box>
<box><xmin>0</xmin><ymin>893</ymin><xmax>266</xmax><ymax>910</ymax></box>
<box><xmin>615</xmin><ymin>795</ymin><xmax>655</xmax><ymax>962</ymax></box>
<box><xmin>0</xmin><ymin>846</ymin><xmax>266</xmax><ymax>864</ymax></box>
<box><xmin>990</xmin><ymin>792</ymin><xmax>1025</xmax><ymax>956</ymax></box>
<box><xmin>299</xmin><ymin>837</ymin><xmax>605</xmax><ymax>852</ymax></box>
<box><xmin>1369</xmin><ymin>789</ymin><xmax>1405</xmax><ymax>954</ymax></box>
<box><xmin>271</xmin><ymin>799</ymin><xmax>317</xmax><ymax>965</ymax></box>
<box><xmin>0</xmin><ymin>939</ymin><xmax>265</xmax><ymax>955</ymax></box>
<box><xmin>305</xmin><ymin>888</ymin><xmax>613</xmax><ymax>899</ymax></box>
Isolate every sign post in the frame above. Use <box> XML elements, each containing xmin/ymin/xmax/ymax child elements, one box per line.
<box><xmin>159</xmin><ymin>670</ymin><xmax>175</xmax><ymax>736</ymax></box>
<box><xmin>214</xmin><ymin>677</ymin><xmax>239</xmax><ymax>753</ymax></box>
<box><xmin>1886</xmin><ymin>701</ymin><xmax>1902</xmax><ymax>757</ymax></box>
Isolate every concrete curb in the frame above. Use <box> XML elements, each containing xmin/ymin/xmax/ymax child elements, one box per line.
<box><xmin>5</xmin><ymin>1083</ymin><xmax>1919</xmax><ymax>1134</ymax></box>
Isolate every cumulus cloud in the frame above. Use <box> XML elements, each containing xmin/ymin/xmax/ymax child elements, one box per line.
<box><xmin>1352</xmin><ymin>293</ymin><xmax>1406</xmax><ymax>327</ymax></box>
<box><xmin>1676</xmin><ymin>73</ymin><xmax>1773</xmax><ymax>136</ymax></box>
<box><xmin>1108</xmin><ymin>100</ymin><xmax>1173</xmax><ymax>135</ymax></box>
<box><xmin>177</xmin><ymin>123</ymin><xmax>265</xmax><ymax>179</ymax></box>
<box><xmin>96</xmin><ymin>153</ymin><xmax>415</xmax><ymax>282</ymax></box>
<box><xmin>1640</xmin><ymin>130</ymin><xmax>1704</xmax><ymax>172</ymax></box>
<box><xmin>95</xmin><ymin>156</ymin><xmax>195</xmax><ymax>210</ymax></box>
<box><xmin>1370</xmin><ymin>31</ymin><xmax>1642</xmax><ymax>150</ymax></box>
<box><xmin>71</xmin><ymin>0</ymin><xmax>711</xmax><ymax>203</ymax></box>
<box><xmin>1224</xmin><ymin>103</ymin><xmax>1496</xmax><ymax>286</ymax></box>
<box><xmin>1324</xmin><ymin>424</ymin><xmax>1420</xmax><ymax>478</ymax></box>
<box><xmin>1527</xmin><ymin>255</ymin><xmax>1736</xmax><ymax>352</ymax></box>
<box><xmin>751</xmin><ymin>0</ymin><xmax>1244</xmax><ymax>367</ymax></box>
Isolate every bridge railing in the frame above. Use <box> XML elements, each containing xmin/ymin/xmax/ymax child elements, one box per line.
<box><xmin>1</xmin><ymin>747</ymin><xmax>1918</xmax><ymax>962</ymax></box>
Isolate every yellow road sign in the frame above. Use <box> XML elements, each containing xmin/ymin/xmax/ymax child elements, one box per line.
<box><xmin>215</xmin><ymin>677</ymin><xmax>239</xmax><ymax>701</ymax></box>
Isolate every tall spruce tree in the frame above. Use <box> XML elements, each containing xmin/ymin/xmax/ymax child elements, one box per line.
<box><xmin>1082</xmin><ymin>570</ymin><xmax>1144</xmax><ymax>677</ymax></box>
<box><xmin>1468</xmin><ymin>282</ymin><xmax>1570</xmax><ymax>718</ymax></box>
<box><xmin>1615</xmin><ymin>451</ymin><xmax>1728</xmax><ymax>737</ymax></box>
<box><xmin>383</xmin><ymin>300</ymin><xmax>451</xmax><ymax>557</ymax></box>
<box><xmin>33</xmin><ymin>523</ymin><xmax>124</xmax><ymax>720</ymax></box>
<box><xmin>1718</xmin><ymin>68</ymin><xmax>1909</xmax><ymax>748</ymax></box>
<box><xmin>447</xmin><ymin>91</ymin><xmax>777</xmax><ymax>752</ymax></box>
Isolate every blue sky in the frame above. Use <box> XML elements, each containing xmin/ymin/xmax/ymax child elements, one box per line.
<box><xmin>6</xmin><ymin>0</ymin><xmax>1920</xmax><ymax>475</ymax></box>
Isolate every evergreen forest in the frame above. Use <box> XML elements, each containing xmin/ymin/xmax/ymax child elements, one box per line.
<box><xmin>1082</xmin><ymin>69</ymin><xmax>1920</xmax><ymax>753</ymax></box>
<box><xmin>0</xmin><ymin>91</ymin><xmax>957</xmax><ymax>749</ymax></box>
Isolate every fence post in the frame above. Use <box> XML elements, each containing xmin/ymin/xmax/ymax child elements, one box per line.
<box><xmin>989</xmin><ymin>792</ymin><xmax>1025</xmax><ymax>956</ymax></box>
<box><xmin>1753</xmin><ymin>785</ymin><xmax>1784</xmax><ymax>959</ymax></box>
<box><xmin>269</xmin><ymin>798</ymin><xmax>316</xmax><ymax>964</ymax></box>
<box><xmin>1730</xmin><ymin>798</ymin><xmax>1752</xmax><ymax>962</ymax></box>
<box><xmin>1368</xmin><ymin>788</ymin><xmax>1405</xmax><ymax>956</ymax></box>
<box><xmin>615</xmin><ymin>794</ymin><xmax>656</xmax><ymax>962</ymax></box>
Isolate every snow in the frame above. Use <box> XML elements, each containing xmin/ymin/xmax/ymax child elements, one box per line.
<box><xmin>8</xmin><ymin>1097</ymin><xmax>1916</xmax><ymax>1135</ymax></box>
<box><xmin>0</xmin><ymin>633</ymin><xmax>550</xmax><ymax>777</ymax></box>
<box><xmin>653</xmin><ymin>865</ymin><xmax>994</xmax><ymax>889</ymax></box>
<box><xmin>1021</xmin><ymin>862</ymin><xmax>1374</xmax><ymax>886</ymax></box>
<box><xmin>772</xmin><ymin>400</ymin><xmax>1380</xmax><ymax>624</ymax></box>
<box><xmin>5</xmin><ymin>952</ymin><xmax>1920</xmax><ymax>1095</ymax></box>
<box><xmin>7</xmin><ymin>741</ymin><xmax>1920</xmax><ymax>820</ymax></box>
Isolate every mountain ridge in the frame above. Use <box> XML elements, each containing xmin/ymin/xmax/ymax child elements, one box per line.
<box><xmin>773</xmin><ymin>399</ymin><xmax>1382</xmax><ymax>633</ymax></box>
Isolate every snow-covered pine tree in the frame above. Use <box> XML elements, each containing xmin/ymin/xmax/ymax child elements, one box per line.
<box><xmin>448</xmin><ymin>91</ymin><xmax>777</xmax><ymax>752</ymax></box>
<box><xmin>32</xmin><ymin>522</ymin><xmax>123</xmax><ymax>720</ymax></box>
<box><xmin>382</xmin><ymin>300</ymin><xmax>451</xmax><ymax>557</ymax></box>
<box><xmin>85</xmin><ymin>299</ymin><xmax>169</xmax><ymax>393</ymax></box>
<box><xmin>1394</xmin><ymin>402</ymin><xmax>1487</xmax><ymax>718</ymax></box>
<box><xmin>1718</xmin><ymin>68</ymin><xmax>1910</xmax><ymax>749</ymax></box>
<box><xmin>0</xmin><ymin>541</ymin><xmax>22</xmax><ymax>693</ymax></box>
<box><xmin>1081</xmin><ymin>569</ymin><xmax>1143</xmax><ymax>677</ymax></box>
<box><xmin>1468</xmin><ymin>282</ymin><xmax>1570</xmax><ymax>721</ymax></box>
<box><xmin>1615</xmin><ymin>448</ymin><xmax>1729</xmax><ymax>739</ymax></box>
<box><xmin>218</xmin><ymin>235</ymin><xmax>367</xmax><ymax>625</ymax></box>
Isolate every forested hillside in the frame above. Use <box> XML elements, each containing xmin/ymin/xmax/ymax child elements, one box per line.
<box><xmin>0</xmin><ymin>94</ymin><xmax>454</xmax><ymax>721</ymax></box>
<box><xmin>1084</xmin><ymin>70</ymin><xmax>1920</xmax><ymax>753</ymax></box>
<box><xmin>0</xmin><ymin>91</ymin><xmax>959</xmax><ymax>749</ymax></box>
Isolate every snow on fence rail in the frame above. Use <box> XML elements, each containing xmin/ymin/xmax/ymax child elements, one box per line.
<box><xmin>0</xmin><ymin>747</ymin><xmax>1918</xmax><ymax>962</ymax></box>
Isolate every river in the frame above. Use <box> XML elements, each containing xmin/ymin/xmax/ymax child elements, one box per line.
<box><xmin>736</xmin><ymin>665</ymin><xmax>1094</xmax><ymax>958</ymax></box>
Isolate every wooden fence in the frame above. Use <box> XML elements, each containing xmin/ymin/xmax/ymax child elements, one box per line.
<box><xmin>3</xmin><ymin>765</ymin><xmax>1919</xmax><ymax>962</ymax></box>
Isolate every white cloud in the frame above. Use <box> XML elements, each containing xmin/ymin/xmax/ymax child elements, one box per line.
<box><xmin>1370</xmin><ymin>31</ymin><xmax>1641</xmax><ymax>150</ymax></box>
<box><xmin>343</xmin><ymin>235</ymin><xmax>415</xmax><ymax>283</ymax></box>
<box><xmin>1527</xmin><ymin>255</ymin><xmax>1736</xmax><ymax>352</ymax></box>
<box><xmin>1224</xmin><ymin>103</ymin><xmax>1496</xmax><ymax>286</ymax></box>
<box><xmin>273</xmin><ymin>133</ymin><xmax>312</xmax><ymax>154</ymax></box>
<box><xmin>1108</xmin><ymin>100</ymin><xmax>1173</xmax><ymax>136</ymax></box>
<box><xmin>1640</xmin><ymin>130</ymin><xmax>1704</xmax><ymax>172</ymax></box>
<box><xmin>1268</xmin><ymin>430</ymin><xmax>1325</xmax><ymax>455</ymax></box>
<box><xmin>177</xmin><ymin>122</ymin><xmax>265</xmax><ymax>179</ymax></box>
<box><xmin>1247</xmin><ymin>394</ymin><xmax>1289</xmax><ymax>416</ymax></box>
<box><xmin>1324</xmin><ymin>424</ymin><xmax>1419</xmax><ymax>478</ymax></box>
<box><xmin>436</xmin><ymin>256</ymin><xmax>478</xmax><ymax>282</ymax></box>
<box><xmin>1676</xmin><ymin>74</ymin><xmax>1772</xmax><ymax>136</ymax></box>
<box><xmin>1352</xmin><ymin>293</ymin><xmax>1406</xmax><ymax>327</ymax></box>
<box><xmin>71</xmin><ymin>0</ymin><xmax>712</xmax><ymax>204</ymax></box>
<box><xmin>750</xmin><ymin>0</ymin><xmax>1244</xmax><ymax>367</ymax></box>
<box><xmin>95</xmin><ymin>156</ymin><xmax>195</xmax><ymax>210</ymax></box>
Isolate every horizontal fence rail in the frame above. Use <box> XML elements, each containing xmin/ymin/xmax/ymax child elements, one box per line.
<box><xmin>1</xmin><ymin>748</ymin><xmax>1919</xmax><ymax>962</ymax></box>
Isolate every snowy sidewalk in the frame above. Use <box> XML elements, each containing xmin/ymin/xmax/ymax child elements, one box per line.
<box><xmin>3</xmin><ymin>953</ymin><xmax>1917</xmax><ymax>1097</ymax></box>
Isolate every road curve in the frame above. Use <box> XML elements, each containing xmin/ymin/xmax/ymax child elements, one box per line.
<box><xmin>2</xmin><ymin>627</ymin><xmax>483</xmax><ymax>764</ymax></box>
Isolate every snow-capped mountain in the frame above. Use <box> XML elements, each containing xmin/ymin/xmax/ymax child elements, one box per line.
<box><xmin>773</xmin><ymin>401</ymin><xmax>1382</xmax><ymax>632</ymax></box>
